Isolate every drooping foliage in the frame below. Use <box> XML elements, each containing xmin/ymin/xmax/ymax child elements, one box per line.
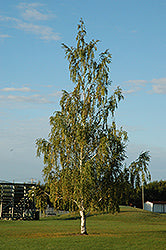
<box><xmin>129</xmin><ymin>151</ymin><xmax>151</xmax><ymax>208</ymax></box>
<box><xmin>36</xmin><ymin>19</ymin><xmax>127</xmax><ymax>218</ymax></box>
<box><xmin>29</xmin><ymin>183</ymin><xmax>48</xmax><ymax>214</ymax></box>
<box><xmin>129</xmin><ymin>151</ymin><xmax>151</xmax><ymax>185</ymax></box>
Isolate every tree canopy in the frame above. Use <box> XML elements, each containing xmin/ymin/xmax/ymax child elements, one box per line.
<box><xmin>36</xmin><ymin>19</ymin><xmax>132</xmax><ymax>234</ymax></box>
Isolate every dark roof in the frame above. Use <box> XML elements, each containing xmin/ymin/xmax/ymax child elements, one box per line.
<box><xmin>150</xmin><ymin>201</ymin><xmax>166</xmax><ymax>204</ymax></box>
<box><xmin>0</xmin><ymin>182</ymin><xmax>36</xmax><ymax>186</ymax></box>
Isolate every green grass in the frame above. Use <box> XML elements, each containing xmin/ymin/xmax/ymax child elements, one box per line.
<box><xmin>1</xmin><ymin>207</ymin><xmax>166</xmax><ymax>249</ymax></box>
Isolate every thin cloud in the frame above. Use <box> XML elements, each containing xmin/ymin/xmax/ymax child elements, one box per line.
<box><xmin>17</xmin><ymin>2</ymin><xmax>55</xmax><ymax>21</ymax></box>
<box><xmin>123</xmin><ymin>79</ymin><xmax>147</xmax><ymax>94</ymax></box>
<box><xmin>1</xmin><ymin>87</ymin><xmax>34</xmax><ymax>92</ymax></box>
<box><xmin>123</xmin><ymin>88</ymin><xmax>138</xmax><ymax>94</ymax></box>
<box><xmin>152</xmin><ymin>84</ymin><xmax>166</xmax><ymax>94</ymax></box>
<box><xmin>0</xmin><ymin>34</ymin><xmax>11</xmax><ymax>38</ymax></box>
<box><xmin>19</xmin><ymin>3</ymin><xmax>44</xmax><ymax>8</ymax></box>
<box><xmin>49</xmin><ymin>91</ymin><xmax>62</xmax><ymax>97</ymax></box>
<box><xmin>45</xmin><ymin>85</ymin><xmax>53</xmax><ymax>88</ymax></box>
<box><xmin>124</xmin><ymin>78</ymin><xmax>166</xmax><ymax>94</ymax></box>
<box><xmin>0</xmin><ymin>86</ymin><xmax>62</xmax><ymax>104</ymax></box>
<box><xmin>150</xmin><ymin>78</ymin><xmax>166</xmax><ymax>94</ymax></box>
<box><xmin>124</xmin><ymin>125</ymin><xmax>146</xmax><ymax>132</ymax></box>
<box><xmin>16</xmin><ymin>21</ymin><xmax>60</xmax><ymax>41</ymax></box>
<box><xmin>0</xmin><ymin>4</ymin><xmax>60</xmax><ymax>41</ymax></box>
<box><xmin>124</xmin><ymin>80</ymin><xmax>148</xmax><ymax>85</ymax></box>
<box><xmin>0</xmin><ymin>16</ymin><xmax>18</xmax><ymax>22</ymax></box>
<box><xmin>150</xmin><ymin>78</ymin><xmax>166</xmax><ymax>85</ymax></box>
<box><xmin>0</xmin><ymin>94</ymin><xmax>53</xmax><ymax>104</ymax></box>
<box><xmin>23</xmin><ymin>9</ymin><xmax>49</xmax><ymax>21</ymax></box>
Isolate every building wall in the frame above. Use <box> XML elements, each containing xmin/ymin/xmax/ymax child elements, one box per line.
<box><xmin>145</xmin><ymin>202</ymin><xmax>166</xmax><ymax>213</ymax></box>
<box><xmin>153</xmin><ymin>204</ymin><xmax>166</xmax><ymax>213</ymax></box>
<box><xmin>144</xmin><ymin>202</ymin><xmax>153</xmax><ymax>212</ymax></box>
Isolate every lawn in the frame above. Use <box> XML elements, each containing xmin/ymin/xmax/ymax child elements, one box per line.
<box><xmin>0</xmin><ymin>206</ymin><xmax>166</xmax><ymax>249</ymax></box>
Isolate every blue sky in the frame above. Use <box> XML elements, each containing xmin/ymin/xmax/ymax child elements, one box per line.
<box><xmin>0</xmin><ymin>0</ymin><xmax>166</xmax><ymax>183</ymax></box>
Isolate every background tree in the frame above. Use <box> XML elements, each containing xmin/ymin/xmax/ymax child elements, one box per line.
<box><xmin>129</xmin><ymin>151</ymin><xmax>151</xmax><ymax>209</ymax></box>
<box><xmin>36</xmin><ymin>19</ymin><xmax>127</xmax><ymax>234</ymax></box>
<box><xmin>144</xmin><ymin>180</ymin><xmax>166</xmax><ymax>202</ymax></box>
<box><xmin>118</xmin><ymin>167</ymin><xmax>134</xmax><ymax>206</ymax></box>
<box><xmin>29</xmin><ymin>183</ymin><xmax>49</xmax><ymax>216</ymax></box>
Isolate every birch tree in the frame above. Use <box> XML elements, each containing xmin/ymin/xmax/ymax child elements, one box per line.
<box><xmin>36</xmin><ymin>19</ymin><xmax>127</xmax><ymax>234</ymax></box>
<box><xmin>129</xmin><ymin>151</ymin><xmax>151</xmax><ymax>209</ymax></box>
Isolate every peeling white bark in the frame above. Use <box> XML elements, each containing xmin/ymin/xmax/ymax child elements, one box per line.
<box><xmin>80</xmin><ymin>210</ymin><xmax>87</xmax><ymax>234</ymax></box>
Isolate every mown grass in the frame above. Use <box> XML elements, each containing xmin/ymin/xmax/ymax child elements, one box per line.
<box><xmin>0</xmin><ymin>206</ymin><xmax>166</xmax><ymax>249</ymax></box>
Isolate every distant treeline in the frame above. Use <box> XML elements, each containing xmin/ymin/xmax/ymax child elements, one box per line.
<box><xmin>32</xmin><ymin>179</ymin><xmax>166</xmax><ymax>212</ymax></box>
<box><xmin>121</xmin><ymin>178</ymin><xmax>166</xmax><ymax>208</ymax></box>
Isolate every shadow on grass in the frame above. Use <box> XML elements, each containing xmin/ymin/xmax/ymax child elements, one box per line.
<box><xmin>40</xmin><ymin>214</ymin><xmax>80</xmax><ymax>221</ymax></box>
<box><xmin>120</xmin><ymin>210</ymin><xmax>141</xmax><ymax>213</ymax></box>
<box><xmin>119</xmin><ymin>206</ymin><xmax>143</xmax><ymax>213</ymax></box>
<box><xmin>40</xmin><ymin>212</ymin><xmax>101</xmax><ymax>221</ymax></box>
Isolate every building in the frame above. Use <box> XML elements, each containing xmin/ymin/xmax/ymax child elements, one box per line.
<box><xmin>144</xmin><ymin>201</ymin><xmax>166</xmax><ymax>213</ymax></box>
<box><xmin>0</xmin><ymin>182</ymin><xmax>38</xmax><ymax>220</ymax></box>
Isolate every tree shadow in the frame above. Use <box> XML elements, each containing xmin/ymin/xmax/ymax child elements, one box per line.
<box><xmin>40</xmin><ymin>212</ymin><xmax>101</xmax><ymax>221</ymax></box>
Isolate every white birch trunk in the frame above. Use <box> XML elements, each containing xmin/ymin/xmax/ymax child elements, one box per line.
<box><xmin>80</xmin><ymin>210</ymin><xmax>87</xmax><ymax>234</ymax></box>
